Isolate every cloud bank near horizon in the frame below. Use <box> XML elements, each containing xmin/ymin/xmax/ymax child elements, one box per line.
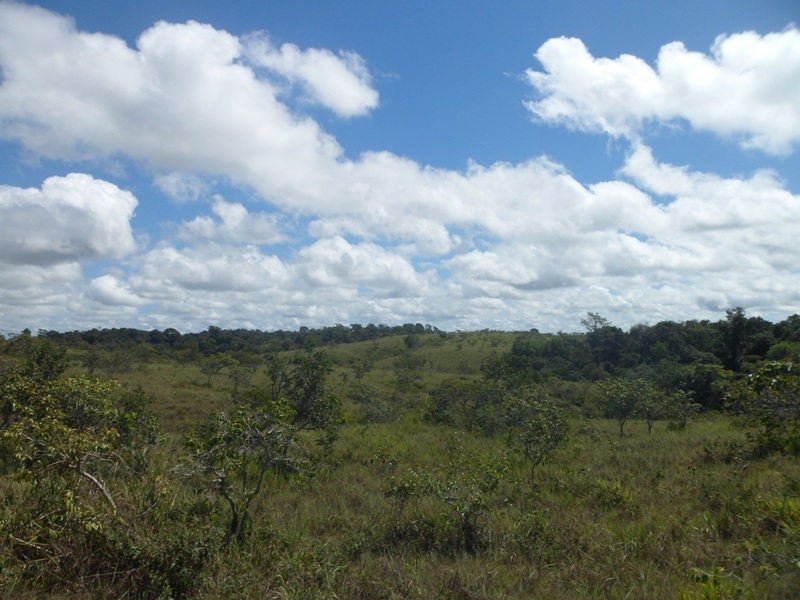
<box><xmin>0</xmin><ymin>3</ymin><xmax>798</xmax><ymax>333</ymax></box>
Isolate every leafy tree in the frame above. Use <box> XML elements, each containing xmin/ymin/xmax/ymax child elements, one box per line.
<box><xmin>767</xmin><ymin>341</ymin><xmax>800</xmax><ymax>361</ymax></box>
<box><xmin>726</xmin><ymin>360</ymin><xmax>800</xmax><ymax>455</ymax></box>
<box><xmin>4</xmin><ymin>332</ymin><xmax>66</xmax><ymax>382</ymax></box>
<box><xmin>384</xmin><ymin>438</ymin><xmax>508</xmax><ymax>554</ymax></box>
<box><xmin>481</xmin><ymin>351</ymin><xmax>509</xmax><ymax>384</ymax></box>
<box><xmin>627</xmin><ymin>322</ymin><xmax>693</xmax><ymax>365</ymax></box>
<box><xmin>393</xmin><ymin>350</ymin><xmax>426</xmax><ymax>396</ymax></box>
<box><xmin>1</xmin><ymin>336</ymin><xmax>159</xmax><ymax>510</ymax></box>
<box><xmin>199</xmin><ymin>354</ymin><xmax>234</xmax><ymax>386</ymax></box>
<box><xmin>228</xmin><ymin>363</ymin><xmax>254</xmax><ymax>394</ymax></box>
<box><xmin>538</xmin><ymin>334</ymin><xmax>593</xmax><ymax>381</ymax></box>
<box><xmin>774</xmin><ymin>314</ymin><xmax>800</xmax><ymax>343</ymax></box>
<box><xmin>352</xmin><ymin>357</ymin><xmax>374</xmax><ymax>384</ymax></box>
<box><xmin>598</xmin><ymin>378</ymin><xmax>651</xmax><ymax>436</ymax></box>
<box><xmin>184</xmin><ymin>398</ymin><xmax>298</xmax><ymax>544</ymax></box>
<box><xmin>264</xmin><ymin>349</ymin><xmax>340</xmax><ymax>433</ymax></box>
<box><xmin>635</xmin><ymin>383</ymin><xmax>667</xmax><ymax>434</ymax></box>
<box><xmin>587</xmin><ymin>324</ymin><xmax>626</xmax><ymax>372</ymax></box>
<box><xmin>581</xmin><ymin>312</ymin><xmax>611</xmax><ymax>332</ymax></box>
<box><xmin>676</xmin><ymin>363</ymin><xmax>733</xmax><ymax>411</ymax></box>
<box><xmin>719</xmin><ymin>307</ymin><xmax>747</xmax><ymax>371</ymax></box>
<box><xmin>504</xmin><ymin>391</ymin><xmax>568</xmax><ymax>481</ymax></box>
<box><xmin>664</xmin><ymin>389</ymin><xmax>701</xmax><ymax>430</ymax></box>
<box><xmin>426</xmin><ymin>379</ymin><xmax>509</xmax><ymax>435</ymax></box>
<box><xmin>83</xmin><ymin>345</ymin><xmax>101</xmax><ymax>375</ymax></box>
<box><xmin>2</xmin><ymin>375</ymin><xmax>125</xmax><ymax>512</ymax></box>
<box><xmin>404</xmin><ymin>333</ymin><xmax>421</xmax><ymax>349</ymax></box>
<box><xmin>115</xmin><ymin>386</ymin><xmax>160</xmax><ymax>475</ymax></box>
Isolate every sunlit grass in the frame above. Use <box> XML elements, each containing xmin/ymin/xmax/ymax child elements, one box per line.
<box><xmin>6</xmin><ymin>334</ymin><xmax>800</xmax><ymax>598</ymax></box>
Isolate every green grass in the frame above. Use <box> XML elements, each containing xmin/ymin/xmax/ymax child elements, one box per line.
<box><xmin>160</xmin><ymin>414</ymin><xmax>799</xmax><ymax>598</ymax></box>
<box><xmin>6</xmin><ymin>333</ymin><xmax>800</xmax><ymax>598</ymax></box>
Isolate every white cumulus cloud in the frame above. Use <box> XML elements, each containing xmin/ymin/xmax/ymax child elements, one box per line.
<box><xmin>88</xmin><ymin>275</ymin><xmax>145</xmax><ymax>307</ymax></box>
<box><xmin>0</xmin><ymin>173</ymin><xmax>138</xmax><ymax>267</ymax></box>
<box><xmin>525</xmin><ymin>28</ymin><xmax>800</xmax><ymax>153</ymax></box>
<box><xmin>179</xmin><ymin>197</ymin><xmax>286</xmax><ymax>245</ymax></box>
<box><xmin>0</xmin><ymin>3</ymin><xmax>346</xmax><ymax>205</ymax></box>
<box><xmin>0</xmin><ymin>3</ymin><xmax>797</xmax><ymax>333</ymax></box>
<box><xmin>245</xmin><ymin>35</ymin><xmax>379</xmax><ymax>117</ymax></box>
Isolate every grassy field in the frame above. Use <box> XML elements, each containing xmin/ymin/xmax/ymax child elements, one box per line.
<box><xmin>5</xmin><ymin>330</ymin><xmax>799</xmax><ymax>598</ymax></box>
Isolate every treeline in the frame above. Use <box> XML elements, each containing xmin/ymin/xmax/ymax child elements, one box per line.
<box><xmin>1</xmin><ymin>312</ymin><xmax>800</xmax><ymax>596</ymax></box>
<box><xmin>37</xmin><ymin>321</ymin><xmax>443</xmax><ymax>355</ymax></box>
<box><xmin>32</xmin><ymin>310</ymin><xmax>800</xmax><ymax>367</ymax></box>
<box><xmin>487</xmin><ymin>310</ymin><xmax>800</xmax><ymax>411</ymax></box>
<box><xmin>511</xmin><ymin>310</ymin><xmax>799</xmax><ymax>377</ymax></box>
<box><xmin>28</xmin><ymin>310</ymin><xmax>800</xmax><ymax>406</ymax></box>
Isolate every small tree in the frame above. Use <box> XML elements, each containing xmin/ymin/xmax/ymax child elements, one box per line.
<box><xmin>228</xmin><ymin>363</ymin><xmax>254</xmax><ymax>394</ymax></box>
<box><xmin>199</xmin><ymin>355</ymin><xmax>233</xmax><ymax>386</ymax></box>
<box><xmin>353</xmin><ymin>358</ymin><xmax>374</xmax><ymax>384</ymax></box>
<box><xmin>426</xmin><ymin>379</ymin><xmax>509</xmax><ymax>435</ymax></box>
<box><xmin>384</xmin><ymin>438</ymin><xmax>508</xmax><ymax>554</ymax></box>
<box><xmin>265</xmin><ymin>349</ymin><xmax>340</xmax><ymax>433</ymax></box>
<box><xmin>505</xmin><ymin>391</ymin><xmax>568</xmax><ymax>482</ymax></box>
<box><xmin>115</xmin><ymin>385</ymin><xmax>160</xmax><ymax>475</ymax></box>
<box><xmin>2</xmin><ymin>374</ymin><xmax>125</xmax><ymax>512</ymax></box>
<box><xmin>184</xmin><ymin>397</ymin><xmax>298</xmax><ymax>544</ymax></box>
<box><xmin>598</xmin><ymin>378</ymin><xmax>649</xmax><ymax>436</ymax></box>
<box><xmin>636</xmin><ymin>384</ymin><xmax>667</xmax><ymax>434</ymax></box>
<box><xmin>664</xmin><ymin>389</ymin><xmax>701</xmax><ymax>430</ymax></box>
<box><xmin>726</xmin><ymin>360</ymin><xmax>800</xmax><ymax>455</ymax></box>
<box><xmin>4</xmin><ymin>332</ymin><xmax>66</xmax><ymax>383</ymax></box>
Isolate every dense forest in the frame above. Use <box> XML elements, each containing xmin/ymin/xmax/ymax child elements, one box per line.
<box><xmin>1</xmin><ymin>309</ymin><xmax>799</xmax><ymax>598</ymax></box>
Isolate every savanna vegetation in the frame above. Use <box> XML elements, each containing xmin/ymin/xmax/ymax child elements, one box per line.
<box><xmin>1</xmin><ymin>309</ymin><xmax>799</xmax><ymax>598</ymax></box>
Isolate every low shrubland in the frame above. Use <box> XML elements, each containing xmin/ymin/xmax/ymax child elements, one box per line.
<box><xmin>0</xmin><ymin>317</ymin><xmax>799</xmax><ymax>598</ymax></box>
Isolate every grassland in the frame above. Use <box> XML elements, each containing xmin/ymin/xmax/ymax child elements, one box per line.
<box><xmin>4</xmin><ymin>329</ymin><xmax>800</xmax><ymax>598</ymax></box>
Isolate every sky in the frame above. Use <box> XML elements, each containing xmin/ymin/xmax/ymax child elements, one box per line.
<box><xmin>0</xmin><ymin>0</ymin><xmax>799</xmax><ymax>335</ymax></box>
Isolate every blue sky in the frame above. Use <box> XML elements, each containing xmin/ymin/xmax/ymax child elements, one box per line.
<box><xmin>0</xmin><ymin>0</ymin><xmax>798</xmax><ymax>334</ymax></box>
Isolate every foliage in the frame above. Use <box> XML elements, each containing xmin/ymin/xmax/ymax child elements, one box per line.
<box><xmin>199</xmin><ymin>354</ymin><xmax>234</xmax><ymax>386</ymax></box>
<box><xmin>0</xmin><ymin>348</ymin><xmax>195</xmax><ymax>598</ymax></box>
<box><xmin>426</xmin><ymin>378</ymin><xmax>509</xmax><ymax>435</ymax></box>
<box><xmin>115</xmin><ymin>385</ymin><xmax>160</xmax><ymax>474</ymax></box>
<box><xmin>384</xmin><ymin>437</ymin><xmax>509</xmax><ymax>554</ymax></box>
<box><xmin>265</xmin><ymin>349</ymin><xmax>341</xmax><ymax>433</ymax></box>
<box><xmin>2</xmin><ymin>374</ymin><xmax>126</xmax><ymax>511</ymax></box>
<box><xmin>505</xmin><ymin>390</ymin><xmax>568</xmax><ymax>481</ymax></box>
<box><xmin>726</xmin><ymin>360</ymin><xmax>800</xmax><ymax>455</ymax></box>
<box><xmin>665</xmin><ymin>389</ymin><xmax>701</xmax><ymax>430</ymax></box>
<box><xmin>183</xmin><ymin>397</ymin><xmax>299</xmax><ymax>544</ymax></box>
<box><xmin>1</xmin><ymin>484</ymin><xmax>215</xmax><ymax>598</ymax></box>
<box><xmin>597</xmin><ymin>377</ymin><xmax>652</xmax><ymax>436</ymax></box>
<box><xmin>636</xmin><ymin>386</ymin><xmax>668</xmax><ymax>434</ymax></box>
<box><xmin>393</xmin><ymin>349</ymin><xmax>426</xmax><ymax>396</ymax></box>
<box><xmin>5</xmin><ymin>320</ymin><xmax>800</xmax><ymax>598</ymax></box>
<box><xmin>3</xmin><ymin>331</ymin><xmax>67</xmax><ymax>382</ymax></box>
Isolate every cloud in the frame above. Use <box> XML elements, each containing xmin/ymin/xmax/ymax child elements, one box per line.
<box><xmin>0</xmin><ymin>172</ymin><xmax>139</xmax><ymax>331</ymax></box>
<box><xmin>179</xmin><ymin>197</ymin><xmax>286</xmax><ymax>245</ymax></box>
<box><xmin>0</xmin><ymin>3</ymin><xmax>346</xmax><ymax>205</ymax></box>
<box><xmin>294</xmin><ymin>236</ymin><xmax>425</xmax><ymax>293</ymax></box>
<box><xmin>0</xmin><ymin>173</ymin><xmax>138</xmax><ymax>267</ymax></box>
<box><xmin>245</xmin><ymin>35</ymin><xmax>379</xmax><ymax>117</ymax></box>
<box><xmin>135</xmin><ymin>243</ymin><xmax>290</xmax><ymax>293</ymax></box>
<box><xmin>0</xmin><ymin>4</ymin><xmax>797</xmax><ymax>334</ymax></box>
<box><xmin>525</xmin><ymin>28</ymin><xmax>800</xmax><ymax>153</ymax></box>
<box><xmin>88</xmin><ymin>275</ymin><xmax>145</xmax><ymax>306</ymax></box>
<box><xmin>620</xmin><ymin>144</ymin><xmax>800</xmax><ymax>271</ymax></box>
<box><xmin>154</xmin><ymin>172</ymin><xmax>210</xmax><ymax>202</ymax></box>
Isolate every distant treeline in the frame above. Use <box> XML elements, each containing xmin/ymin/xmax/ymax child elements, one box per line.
<box><xmin>36</xmin><ymin>322</ymin><xmax>444</xmax><ymax>354</ymax></box>
<box><xmin>30</xmin><ymin>310</ymin><xmax>799</xmax><ymax>378</ymax></box>
<box><xmin>485</xmin><ymin>309</ymin><xmax>800</xmax><ymax>411</ymax></box>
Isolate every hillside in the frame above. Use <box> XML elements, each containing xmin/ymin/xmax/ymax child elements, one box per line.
<box><xmin>1</xmin><ymin>318</ymin><xmax>799</xmax><ymax>598</ymax></box>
